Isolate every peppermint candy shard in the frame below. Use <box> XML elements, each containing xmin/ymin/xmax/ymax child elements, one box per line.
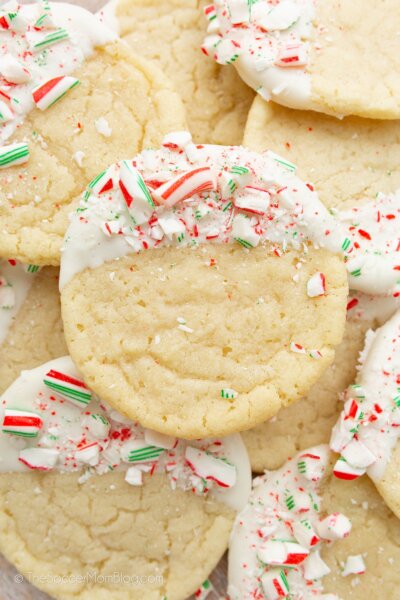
<box><xmin>261</xmin><ymin>568</ymin><xmax>290</xmax><ymax>600</ymax></box>
<box><xmin>194</xmin><ymin>578</ymin><xmax>214</xmax><ymax>600</ymax></box>
<box><xmin>2</xmin><ymin>408</ymin><xmax>43</xmax><ymax>437</ymax></box>
<box><xmin>121</xmin><ymin>440</ymin><xmax>165</xmax><ymax>463</ymax></box>
<box><xmin>18</xmin><ymin>447</ymin><xmax>59</xmax><ymax>471</ymax></box>
<box><xmin>119</xmin><ymin>160</ymin><xmax>154</xmax><ymax>225</ymax></box>
<box><xmin>185</xmin><ymin>446</ymin><xmax>237</xmax><ymax>488</ymax></box>
<box><xmin>0</xmin><ymin>142</ymin><xmax>29</xmax><ymax>169</ymax></box>
<box><xmin>43</xmin><ymin>370</ymin><xmax>92</xmax><ymax>406</ymax></box>
<box><xmin>258</xmin><ymin>539</ymin><xmax>309</xmax><ymax>567</ymax></box>
<box><xmin>333</xmin><ymin>456</ymin><xmax>365</xmax><ymax>481</ymax></box>
<box><xmin>85</xmin><ymin>168</ymin><xmax>114</xmax><ymax>200</ymax></box>
<box><xmin>152</xmin><ymin>167</ymin><xmax>217</xmax><ymax>207</ymax></box>
<box><xmin>220</xmin><ymin>387</ymin><xmax>237</xmax><ymax>399</ymax></box>
<box><xmin>31</xmin><ymin>28</ymin><xmax>69</xmax><ymax>51</ymax></box>
<box><xmin>32</xmin><ymin>76</ymin><xmax>79</xmax><ymax>111</ymax></box>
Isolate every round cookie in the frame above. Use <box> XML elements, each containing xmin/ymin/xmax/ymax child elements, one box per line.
<box><xmin>229</xmin><ymin>446</ymin><xmax>400</xmax><ymax>599</ymax></box>
<box><xmin>114</xmin><ymin>0</ymin><xmax>254</xmax><ymax>145</ymax></box>
<box><xmin>0</xmin><ymin>357</ymin><xmax>251</xmax><ymax>600</ymax></box>
<box><xmin>0</xmin><ymin>2</ymin><xmax>186</xmax><ymax>266</ymax></box>
<box><xmin>0</xmin><ymin>261</ymin><xmax>67</xmax><ymax>395</ymax></box>
<box><xmin>60</xmin><ymin>134</ymin><xmax>348</xmax><ymax>439</ymax></box>
<box><xmin>202</xmin><ymin>0</ymin><xmax>400</xmax><ymax>118</ymax></box>
<box><xmin>243</xmin><ymin>99</ymin><xmax>400</xmax><ymax>209</ymax></box>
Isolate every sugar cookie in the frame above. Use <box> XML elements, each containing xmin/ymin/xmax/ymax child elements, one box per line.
<box><xmin>60</xmin><ymin>133</ymin><xmax>348</xmax><ymax>438</ymax></box>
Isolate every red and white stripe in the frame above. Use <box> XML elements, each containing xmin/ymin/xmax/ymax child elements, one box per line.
<box><xmin>32</xmin><ymin>76</ymin><xmax>79</xmax><ymax>110</ymax></box>
<box><xmin>275</xmin><ymin>43</ymin><xmax>308</xmax><ymax>68</ymax></box>
<box><xmin>2</xmin><ymin>408</ymin><xmax>43</xmax><ymax>437</ymax></box>
<box><xmin>185</xmin><ymin>446</ymin><xmax>236</xmax><ymax>488</ymax></box>
<box><xmin>18</xmin><ymin>447</ymin><xmax>59</xmax><ymax>471</ymax></box>
<box><xmin>152</xmin><ymin>167</ymin><xmax>217</xmax><ymax>207</ymax></box>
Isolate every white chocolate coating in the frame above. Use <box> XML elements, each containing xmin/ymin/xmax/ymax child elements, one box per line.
<box><xmin>331</xmin><ymin>309</ymin><xmax>400</xmax><ymax>481</ymax></box>
<box><xmin>228</xmin><ymin>445</ymin><xmax>350</xmax><ymax>599</ymax></box>
<box><xmin>60</xmin><ymin>133</ymin><xmax>344</xmax><ymax>288</ymax></box>
<box><xmin>0</xmin><ymin>1</ymin><xmax>116</xmax><ymax>143</ymax></box>
<box><xmin>202</xmin><ymin>0</ymin><xmax>318</xmax><ymax>111</ymax></box>
<box><xmin>0</xmin><ymin>356</ymin><xmax>252</xmax><ymax>511</ymax></box>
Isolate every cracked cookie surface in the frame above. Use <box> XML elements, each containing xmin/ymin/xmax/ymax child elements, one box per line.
<box><xmin>0</xmin><ymin>471</ymin><xmax>233</xmax><ymax>600</ymax></box>
<box><xmin>117</xmin><ymin>0</ymin><xmax>254</xmax><ymax>145</ymax></box>
<box><xmin>0</xmin><ymin>41</ymin><xmax>186</xmax><ymax>265</ymax></box>
<box><xmin>0</xmin><ymin>268</ymin><xmax>67</xmax><ymax>396</ymax></box>
<box><xmin>61</xmin><ymin>244</ymin><xmax>347</xmax><ymax>439</ymax></box>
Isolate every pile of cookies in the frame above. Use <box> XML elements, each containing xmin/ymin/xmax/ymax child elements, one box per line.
<box><xmin>0</xmin><ymin>0</ymin><xmax>400</xmax><ymax>598</ymax></box>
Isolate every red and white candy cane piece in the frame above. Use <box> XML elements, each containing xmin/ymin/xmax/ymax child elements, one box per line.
<box><xmin>83</xmin><ymin>413</ymin><xmax>110</xmax><ymax>439</ymax></box>
<box><xmin>316</xmin><ymin>512</ymin><xmax>352</xmax><ymax>541</ymax></box>
<box><xmin>18</xmin><ymin>447</ymin><xmax>59</xmax><ymax>471</ymax></box>
<box><xmin>43</xmin><ymin>369</ymin><xmax>92</xmax><ymax>407</ymax></box>
<box><xmin>234</xmin><ymin>186</ymin><xmax>271</xmax><ymax>215</ymax></box>
<box><xmin>290</xmin><ymin>342</ymin><xmax>307</xmax><ymax>354</ymax></box>
<box><xmin>232</xmin><ymin>213</ymin><xmax>260</xmax><ymax>248</ymax></box>
<box><xmin>203</xmin><ymin>4</ymin><xmax>217</xmax><ymax>23</ymax></box>
<box><xmin>85</xmin><ymin>167</ymin><xmax>115</xmax><ymax>200</ymax></box>
<box><xmin>333</xmin><ymin>456</ymin><xmax>366</xmax><ymax>481</ymax></box>
<box><xmin>144</xmin><ymin>429</ymin><xmax>176</xmax><ymax>450</ymax></box>
<box><xmin>341</xmin><ymin>438</ymin><xmax>376</xmax><ymax>469</ymax></box>
<box><xmin>119</xmin><ymin>160</ymin><xmax>154</xmax><ymax>225</ymax></box>
<box><xmin>0</xmin><ymin>100</ymin><xmax>13</xmax><ymax>123</ymax></box>
<box><xmin>32</xmin><ymin>76</ymin><xmax>80</xmax><ymax>110</ymax></box>
<box><xmin>261</xmin><ymin>569</ymin><xmax>290</xmax><ymax>599</ymax></box>
<box><xmin>152</xmin><ymin>167</ymin><xmax>217</xmax><ymax>208</ymax></box>
<box><xmin>292</xmin><ymin>519</ymin><xmax>320</xmax><ymax>548</ymax></box>
<box><xmin>258</xmin><ymin>540</ymin><xmax>309</xmax><ymax>567</ymax></box>
<box><xmin>2</xmin><ymin>408</ymin><xmax>43</xmax><ymax>438</ymax></box>
<box><xmin>162</xmin><ymin>131</ymin><xmax>200</xmax><ymax>163</ymax></box>
<box><xmin>219</xmin><ymin>165</ymin><xmax>251</xmax><ymax>198</ymax></box>
<box><xmin>275</xmin><ymin>42</ymin><xmax>308</xmax><ymax>67</ymax></box>
<box><xmin>303</xmin><ymin>551</ymin><xmax>331</xmax><ymax>580</ymax></box>
<box><xmin>227</xmin><ymin>0</ymin><xmax>250</xmax><ymax>24</ymax></box>
<box><xmin>297</xmin><ymin>448</ymin><xmax>327</xmax><ymax>481</ymax></box>
<box><xmin>213</xmin><ymin>38</ymin><xmax>241</xmax><ymax>65</ymax></box>
<box><xmin>285</xmin><ymin>488</ymin><xmax>312</xmax><ymax>512</ymax></box>
<box><xmin>75</xmin><ymin>442</ymin><xmax>100</xmax><ymax>466</ymax></box>
<box><xmin>194</xmin><ymin>579</ymin><xmax>214</xmax><ymax>600</ymax></box>
<box><xmin>0</xmin><ymin>55</ymin><xmax>31</xmax><ymax>84</ymax></box>
<box><xmin>307</xmin><ymin>272</ymin><xmax>326</xmax><ymax>297</ymax></box>
<box><xmin>201</xmin><ymin>34</ymin><xmax>221</xmax><ymax>57</ymax></box>
<box><xmin>0</xmin><ymin>9</ymin><xmax>27</xmax><ymax>32</ymax></box>
<box><xmin>185</xmin><ymin>446</ymin><xmax>237</xmax><ymax>488</ymax></box>
<box><xmin>342</xmin><ymin>554</ymin><xmax>366</xmax><ymax>576</ymax></box>
<box><xmin>162</xmin><ymin>131</ymin><xmax>192</xmax><ymax>151</ymax></box>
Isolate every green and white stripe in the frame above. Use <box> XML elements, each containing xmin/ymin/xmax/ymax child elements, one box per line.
<box><xmin>268</xmin><ymin>150</ymin><xmax>296</xmax><ymax>173</ymax></box>
<box><xmin>0</xmin><ymin>143</ymin><xmax>29</xmax><ymax>169</ymax></box>
<box><xmin>32</xmin><ymin>28</ymin><xmax>69</xmax><ymax>52</ymax></box>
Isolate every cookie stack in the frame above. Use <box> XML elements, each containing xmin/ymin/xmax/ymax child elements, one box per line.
<box><xmin>0</xmin><ymin>1</ymin><xmax>399</xmax><ymax>599</ymax></box>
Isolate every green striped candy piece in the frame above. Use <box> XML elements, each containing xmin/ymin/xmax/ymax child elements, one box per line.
<box><xmin>127</xmin><ymin>445</ymin><xmax>165</xmax><ymax>463</ymax></box>
<box><xmin>44</xmin><ymin>380</ymin><xmax>91</xmax><ymax>406</ymax></box>
<box><xmin>285</xmin><ymin>494</ymin><xmax>295</xmax><ymax>510</ymax></box>
<box><xmin>341</xmin><ymin>238</ymin><xmax>351</xmax><ymax>251</ymax></box>
<box><xmin>33</xmin><ymin>28</ymin><xmax>69</xmax><ymax>50</ymax></box>
<box><xmin>235</xmin><ymin>237</ymin><xmax>253</xmax><ymax>249</ymax></box>
<box><xmin>0</xmin><ymin>143</ymin><xmax>29</xmax><ymax>168</ymax></box>
<box><xmin>25</xmin><ymin>264</ymin><xmax>40</xmax><ymax>274</ymax></box>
